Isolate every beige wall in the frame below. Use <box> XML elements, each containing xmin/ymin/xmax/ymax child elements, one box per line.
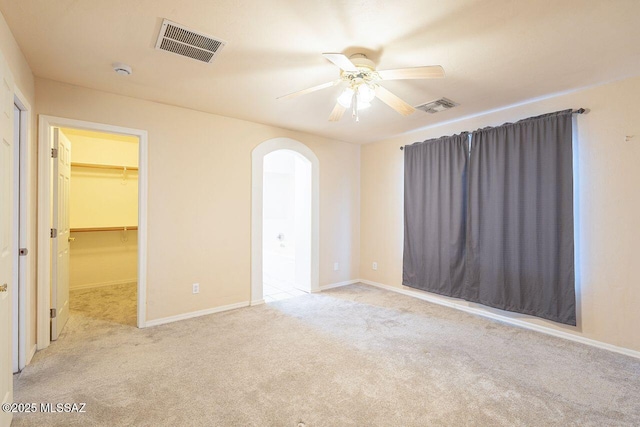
<box><xmin>65</xmin><ymin>129</ymin><xmax>139</xmax><ymax>229</ymax></box>
<box><xmin>360</xmin><ymin>75</ymin><xmax>640</xmax><ymax>352</ymax></box>
<box><xmin>0</xmin><ymin>11</ymin><xmax>32</xmax><ymax>100</ymax></box>
<box><xmin>69</xmin><ymin>167</ymin><xmax>138</xmax><ymax>228</ymax></box>
<box><xmin>64</xmin><ymin>128</ymin><xmax>139</xmax><ymax>289</ymax></box>
<box><xmin>0</xmin><ymin>10</ymin><xmax>37</xmax><ymax>360</ymax></box>
<box><xmin>63</xmin><ymin>128</ymin><xmax>139</xmax><ymax>167</ymax></box>
<box><xmin>69</xmin><ymin>231</ymin><xmax>137</xmax><ymax>290</ymax></box>
<box><xmin>36</xmin><ymin>78</ymin><xmax>361</xmax><ymax>321</ymax></box>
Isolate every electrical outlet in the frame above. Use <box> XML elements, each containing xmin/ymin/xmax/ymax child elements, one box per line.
<box><xmin>334</xmin><ymin>262</ymin><xmax>339</xmax><ymax>271</ymax></box>
<box><xmin>192</xmin><ymin>283</ymin><xmax>200</xmax><ymax>294</ymax></box>
<box><xmin>372</xmin><ymin>262</ymin><xmax>378</xmax><ymax>271</ymax></box>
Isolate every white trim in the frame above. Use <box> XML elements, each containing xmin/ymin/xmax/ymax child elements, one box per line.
<box><xmin>318</xmin><ymin>279</ymin><xmax>359</xmax><ymax>291</ymax></box>
<box><xmin>12</xmin><ymin>87</ymin><xmax>31</xmax><ymax>372</ymax></box>
<box><xmin>145</xmin><ymin>301</ymin><xmax>250</xmax><ymax>327</ymax></box>
<box><xmin>38</xmin><ymin>115</ymin><xmax>149</xmax><ymax>350</ymax></box>
<box><xmin>137</xmin><ymin>126</ymin><xmax>148</xmax><ymax>329</ymax></box>
<box><xmin>359</xmin><ymin>279</ymin><xmax>640</xmax><ymax>360</ymax></box>
<box><xmin>70</xmin><ymin>279</ymin><xmax>137</xmax><ymax>291</ymax></box>
<box><xmin>36</xmin><ymin>117</ymin><xmax>49</xmax><ymax>349</ymax></box>
<box><xmin>11</xmin><ymin>101</ymin><xmax>18</xmax><ymax>372</ymax></box>
<box><xmin>251</xmin><ymin>138</ymin><xmax>320</xmax><ymax>305</ymax></box>
<box><xmin>250</xmin><ymin>299</ymin><xmax>265</xmax><ymax>306</ymax></box>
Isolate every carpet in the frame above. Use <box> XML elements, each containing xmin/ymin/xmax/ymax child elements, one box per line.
<box><xmin>11</xmin><ymin>284</ymin><xmax>640</xmax><ymax>426</ymax></box>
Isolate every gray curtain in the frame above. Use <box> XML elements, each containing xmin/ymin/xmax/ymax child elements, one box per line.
<box><xmin>465</xmin><ymin>110</ymin><xmax>576</xmax><ymax>325</ymax></box>
<box><xmin>403</xmin><ymin>133</ymin><xmax>469</xmax><ymax>298</ymax></box>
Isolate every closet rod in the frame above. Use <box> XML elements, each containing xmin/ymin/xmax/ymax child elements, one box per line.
<box><xmin>71</xmin><ymin>162</ymin><xmax>138</xmax><ymax>171</ymax></box>
<box><xmin>399</xmin><ymin>108</ymin><xmax>587</xmax><ymax>150</ymax></box>
<box><xmin>70</xmin><ymin>226</ymin><xmax>138</xmax><ymax>233</ymax></box>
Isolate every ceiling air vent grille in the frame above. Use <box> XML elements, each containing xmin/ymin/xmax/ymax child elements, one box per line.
<box><xmin>416</xmin><ymin>97</ymin><xmax>459</xmax><ymax>114</ymax></box>
<box><xmin>155</xmin><ymin>19</ymin><xmax>226</xmax><ymax>63</ymax></box>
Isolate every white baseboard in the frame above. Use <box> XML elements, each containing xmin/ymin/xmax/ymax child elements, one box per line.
<box><xmin>145</xmin><ymin>301</ymin><xmax>250</xmax><ymax>327</ymax></box>
<box><xmin>319</xmin><ymin>279</ymin><xmax>359</xmax><ymax>291</ymax></box>
<box><xmin>251</xmin><ymin>299</ymin><xmax>265</xmax><ymax>306</ymax></box>
<box><xmin>358</xmin><ymin>279</ymin><xmax>640</xmax><ymax>360</ymax></box>
<box><xmin>71</xmin><ymin>278</ymin><xmax>137</xmax><ymax>291</ymax></box>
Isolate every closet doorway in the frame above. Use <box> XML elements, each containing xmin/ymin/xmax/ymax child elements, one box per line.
<box><xmin>62</xmin><ymin>127</ymin><xmax>139</xmax><ymax>332</ymax></box>
<box><xmin>38</xmin><ymin>116</ymin><xmax>148</xmax><ymax>349</ymax></box>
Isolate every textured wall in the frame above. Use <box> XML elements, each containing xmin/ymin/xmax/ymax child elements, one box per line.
<box><xmin>361</xmin><ymin>75</ymin><xmax>640</xmax><ymax>352</ymax></box>
<box><xmin>36</xmin><ymin>78</ymin><xmax>361</xmax><ymax>321</ymax></box>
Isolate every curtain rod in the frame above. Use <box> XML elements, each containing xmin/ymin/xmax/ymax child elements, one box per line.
<box><xmin>399</xmin><ymin>108</ymin><xmax>586</xmax><ymax>150</ymax></box>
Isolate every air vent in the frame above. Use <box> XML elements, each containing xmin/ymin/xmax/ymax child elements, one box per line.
<box><xmin>155</xmin><ymin>19</ymin><xmax>226</xmax><ymax>63</ymax></box>
<box><xmin>415</xmin><ymin>97</ymin><xmax>459</xmax><ymax>114</ymax></box>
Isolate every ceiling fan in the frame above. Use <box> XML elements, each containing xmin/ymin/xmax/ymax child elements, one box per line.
<box><xmin>278</xmin><ymin>53</ymin><xmax>445</xmax><ymax>122</ymax></box>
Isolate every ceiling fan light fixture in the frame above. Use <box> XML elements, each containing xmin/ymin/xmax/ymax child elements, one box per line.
<box><xmin>338</xmin><ymin>88</ymin><xmax>354</xmax><ymax>108</ymax></box>
<box><xmin>357</xmin><ymin>84</ymin><xmax>376</xmax><ymax>103</ymax></box>
<box><xmin>279</xmin><ymin>52</ymin><xmax>445</xmax><ymax>122</ymax></box>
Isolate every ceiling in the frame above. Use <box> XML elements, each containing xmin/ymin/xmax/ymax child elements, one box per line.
<box><xmin>1</xmin><ymin>0</ymin><xmax>639</xmax><ymax>144</ymax></box>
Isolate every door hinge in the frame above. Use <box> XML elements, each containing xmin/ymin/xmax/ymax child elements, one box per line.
<box><xmin>19</xmin><ymin>248</ymin><xmax>28</xmax><ymax>256</ymax></box>
<box><xmin>51</xmin><ymin>148</ymin><xmax>58</xmax><ymax>158</ymax></box>
<box><xmin>50</xmin><ymin>308</ymin><xmax>57</xmax><ymax>319</ymax></box>
<box><xmin>50</xmin><ymin>228</ymin><xmax>57</xmax><ymax>238</ymax></box>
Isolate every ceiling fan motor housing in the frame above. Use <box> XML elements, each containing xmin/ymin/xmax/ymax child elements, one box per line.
<box><xmin>349</xmin><ymin>54</ymin><xmax>375</xmax><ymax>70</ymax></box>
<box><xmin>341</xmin><ymin>54</ymin><xmax>379</xmax><ymax>90</ymax></box>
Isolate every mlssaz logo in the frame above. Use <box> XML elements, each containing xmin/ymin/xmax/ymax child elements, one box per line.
<box><xmin>40</xmin><ymin>403</ymin><xmax>87</xmax><ymax>413</ymax></box>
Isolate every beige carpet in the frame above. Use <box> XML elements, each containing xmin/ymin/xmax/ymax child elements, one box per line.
<box><xmin>12</xmin><ymin>284</ymin><xmax>640</xmax><ymax>426</ymax></box>
<box><xmin>69</xmin><ymin>282</ymin><xmax>137</xmax><ymax>327</ymax></box>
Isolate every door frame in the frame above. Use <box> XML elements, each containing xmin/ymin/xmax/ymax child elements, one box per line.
<box><xmin>251</xmin><ymin>138</ymin><xmax>320</xmax><ymax>305</ymax></box>
<box><xmin>37</xmin><ymin>115</ymin><xmax>149</xmax><ymax>349</ymax></box>
<box><xmin>12</xmin><ymin>87</ymin><xmax>31</xmax><ymax>370</ymax></box>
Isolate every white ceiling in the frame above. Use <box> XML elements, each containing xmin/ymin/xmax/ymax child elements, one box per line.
<box><xmin>2</xmin><ymin>0</ymin><xmax>639</xmax><ymax>144</ymax></box>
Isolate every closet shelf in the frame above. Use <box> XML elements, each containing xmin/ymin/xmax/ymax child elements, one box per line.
<box><xmin>71</xmin><ymin>162</ymin><xmax>138</xmax><ymax>171</ymax></box>
<box><xmin>70</xmin><ymin>226</ymin><xmax>138</xmax><ymax>233</ymax></box>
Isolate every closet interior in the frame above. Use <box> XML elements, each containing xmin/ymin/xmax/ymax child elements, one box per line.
<box><xmin>64</xmin><ymin>128</ymin><xmax>139</xmax><ymax>327</ymax></box>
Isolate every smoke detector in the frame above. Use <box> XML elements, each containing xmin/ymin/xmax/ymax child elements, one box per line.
<box><xmin>155</xmin><ymin>19</ymin><xmax>226</xmax><ymax>63</ymax></box>
<box><xmin>416</xmin><ymin>97</ymin><xmax>459</xmax><ymax>114</ymax></box>
<box><xmin>112</xmin><ymin>62</ymin><xmax>132</xmax><ymax>76</ymax></box>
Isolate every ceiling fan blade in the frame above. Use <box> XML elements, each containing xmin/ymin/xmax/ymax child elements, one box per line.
<box><xmin>278</xmin><ymin>79</ymin><xmax>340</xmax><ymax>100</ymax></box>
<box><xmin>375</xmin><ymin>86</ymin><xmax>416</xmax><ymax>116</ymax></box>
<box><xmin>328</xmin><ymin>102</ymin><xmax>346</xmax><ymax>121</ymax></box>
<box><xmin>378</xmin><ymin>65</ymin><xmax>445</xmax><ymax>80</ymax></box>
<box><xmin>322</xmin><ymin>53</ymin><xmax>358</xmax><ymax>72</ymax></box>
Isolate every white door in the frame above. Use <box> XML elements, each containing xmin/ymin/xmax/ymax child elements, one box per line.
<box><xmin>0</xmin><ymin>51</ymin><xmax>15</xmax><ymax>427</ymax></box>
<box><xmin>51</xmin><ymin>128</ymin><xmax>71</xmax><ymax>340</ymax></box>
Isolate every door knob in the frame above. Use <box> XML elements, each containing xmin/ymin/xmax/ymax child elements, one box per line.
<box><xmin>0</xmin><ymin>283</ymin><xmax>7</xmax><ymax>292</ymax></box>
<box><xmin>68</xmin><ymin>237</ymin><xmax>75</xmax><ymax>243</ymax></box>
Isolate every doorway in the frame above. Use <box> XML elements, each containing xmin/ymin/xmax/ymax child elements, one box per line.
<box><xmin>251</xmin><ymin>137</ymin><xmax>320</xmax><ymax>305</ymax></box>
<box><xmin>61</xmin><ymin>128</ymin><xmax>140</xmax><ymax>330</ymax></box>
<box><xmin>38</xmin><ymin>116</ymin><xmax>148</xmax><ymax>350</ymax></box>
<box><xmin>11</xmin><ymin>89</ymin><xmax>32</xmax><ymax>373</ymax></box>
<box><xmin>262</xmin><ymin>150</ymin><xmax>312</xmax><ymax>301</ymax></box>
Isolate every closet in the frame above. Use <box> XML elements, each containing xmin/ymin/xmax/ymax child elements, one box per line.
<box><xmin>63</xmin><ymin>128</ymin><xmax>139</xmax><ymax>325</ymax></box>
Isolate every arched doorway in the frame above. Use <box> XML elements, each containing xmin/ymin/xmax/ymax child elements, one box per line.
<box><xmin>251</xmin><ymin>138</ymin><xmax>319</xmax><ymax>304</ymax></box>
